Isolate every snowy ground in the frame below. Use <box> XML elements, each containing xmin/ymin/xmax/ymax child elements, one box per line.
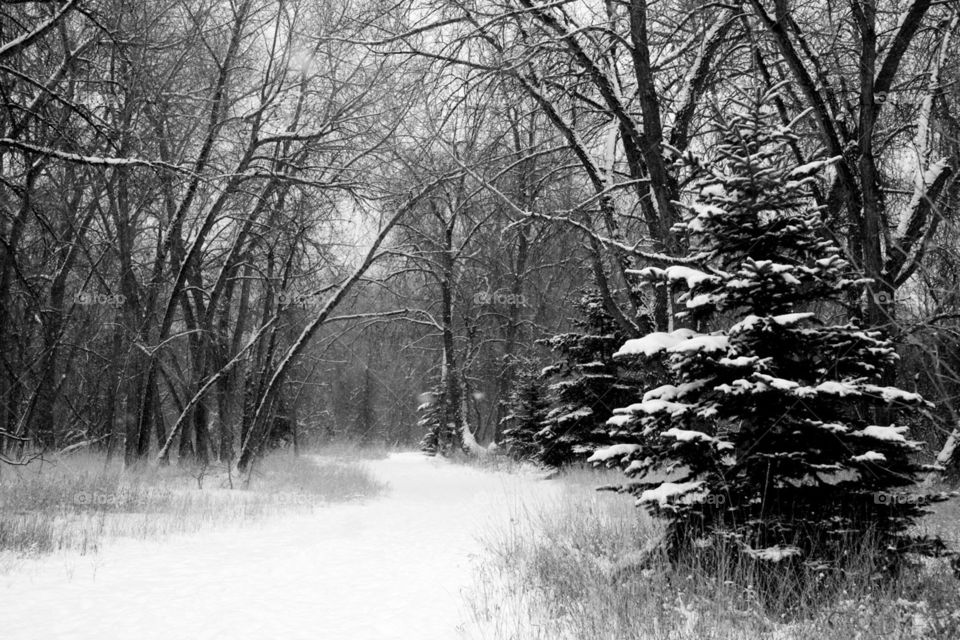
<box><xmin>2</xmin><ymin>452</ymin><xmax>556</xmax><ymax>640</ymax></box>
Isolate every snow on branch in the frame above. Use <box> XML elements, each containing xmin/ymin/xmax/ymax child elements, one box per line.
<box><xmin>886</xmin><ymin>15</ymin><xmax>959</xmax><ymax>286</ymax></box>
<box><xmin>615</xmin><ymin>399</ymin><xmax>692</xmax><ymax>417</ymax></box>
<box><xmin>662</xmin><ymin>427</ymin><xmax>715</xmax><ymax>443</ymax></box>
<box><xmin>637</xmin><ymin>481</ymin><xmax>705</xmax><ymax>507</ymax></box>
<box><xmin>614</xmin><ymin>328</ymin><xmax>697</xmax><ymax>358</ymax></box>
<box><xmin>668</xmin><ymin>335</ymin><xmax>729</xmax><ymax>354</ymax></box>
<box><xmin>0</xmin><ymin>138</ymin><xmax>187</xmax><ymax>172</ymax></box>
<box><xmin>874</xmin><ymin>0</ymin><xmax>934</xmax><ymax>97</ymax></box>
<box><xmin>888</xmin><ymin>159</ymin><xmax>954</xmax><ymax>287</ymax></box>
<box><xmin>631</xmin><ymin>265</ymin><xmax>720</xmax><ymax>288</ymax></box>
<box><xmin>787</xmin><ymin>156</ymin><xmax>842</xmax><ymax>180</ymax></box>
<box><xmin>896</xmin><ymin>159</ymin><xmax>952</xmax><ymax>244</ymax></box>
<box><xmin>729</xmin><ymin>312</ymin><xmax>814</xmax><ymax>334</ymax></box>
<box><xmin>587</xmin><ymin>443</ymin><xmax>642</xmax><ymax>464</ymax></box>
<box><xmin>0</xmin><ymin>0</ymin><xmax>79</xmax><ymax>62</ymax></box>
<box><xmin>333</xmin><ymin>0</ymin><xmax>575</xmax><ymax>47</ymax></box>
<box><xmin>854</xmin><ymin>425</ymin><xmax>911</xmax><ymax>444</ymax></box>
<box><xmin>860</xmin><ymin>385</ymin><xmax>925</xmax><ymax>404</ymax></box>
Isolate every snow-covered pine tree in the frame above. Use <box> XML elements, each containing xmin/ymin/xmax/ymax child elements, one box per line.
<box><xmin>535</xmin><ymin>291</ymin><xmax>642</xmax><ymax>467</ymax></box>
<box><xmin>499</xmin><ymin>370</ymin><xmax>549</xmax><ymax>462</ymax></box>
<box><xmin>590</xmin><ymin>87</ymin><xmax>949</xmax><ymax>573</ymax></box>
<box><xmin>417</xmin><ymin>389</ymin><xmax>448</xmax><ymax>456</ymax></box>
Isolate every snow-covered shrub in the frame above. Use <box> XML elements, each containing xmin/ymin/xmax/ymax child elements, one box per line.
<box><xmin>594</xmin><ymin>87</ymin><xmax>951</xmax><ymax>577</ymax></box>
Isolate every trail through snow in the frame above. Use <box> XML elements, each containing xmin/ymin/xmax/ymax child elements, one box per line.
<box><xmin>2</xmin><ymin>452</ymin><xmax>556</xmax><ymax>640</ymax></box>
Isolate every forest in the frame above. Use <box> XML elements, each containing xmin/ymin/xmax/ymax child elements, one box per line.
<box><xmin>3</xmin><ymin>0</ymin><xmax>959</xmax><ymax>469</ymax></box>
<box><xmin>2</xmin><ymin>0</ymin><xmax>960</xmax><ymax>636</ymax></box>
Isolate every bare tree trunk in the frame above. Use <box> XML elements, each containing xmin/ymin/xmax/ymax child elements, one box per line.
<box><xmin>493</xmin><ymin>225</ymin><xmax>528</xmax><ymax>444</ymax></box>
<box><xmin>103</xmin><ymin>317</ymin><xmax>126</xmax><ymax>463</ymax></box>
<box><xmin>0</xmin><ymin>168</ymin><xmax>37</xmax><ymax>445</ymax></box>
<box><xmin>129</xmin><ymin>0</ymin><xmax>252</xmax><ymax>465</ymax></box>
<box><xmin>438</xmin><ymin>219</ymin><xmax>464</xmax><ymax>453</ymax></box>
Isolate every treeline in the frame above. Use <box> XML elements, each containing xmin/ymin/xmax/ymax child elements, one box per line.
<box><xmin>1</xmin><ymin>0</ymin><xmax>959</xmax><ymax>473</ymax></box>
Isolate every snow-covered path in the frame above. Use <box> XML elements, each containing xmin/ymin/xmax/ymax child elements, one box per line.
<box><xmin>2</xmin><ymin>452</ymin><xmax>554</xmax><ymax>640</ymax></box>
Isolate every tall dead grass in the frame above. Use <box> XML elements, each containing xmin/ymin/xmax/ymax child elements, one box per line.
<box><xmin>0</xmin><ymin>447</ymin><xmax>384</xmax><ymax>567</ymax></box>
<box><xmin>465</xmin><ymin>465</ymin><xmax>960</xmax><ymax>640</ymax></box>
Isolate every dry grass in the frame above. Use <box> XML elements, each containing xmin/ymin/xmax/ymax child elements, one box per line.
<box><xmin>0</xmin><ymin>447</ymin><xmax>384</xmax><ymax>568</ymax></box>
<box><xmin>465</xmin><ymin>465</ymin><xmax>960</xmax><ymax>640</ymax></box>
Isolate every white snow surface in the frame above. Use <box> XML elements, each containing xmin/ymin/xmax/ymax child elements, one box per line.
<box><xmin>0</xmin><ymin>452</ymin><xmax>560</xmax><ymax>640</ymax></box>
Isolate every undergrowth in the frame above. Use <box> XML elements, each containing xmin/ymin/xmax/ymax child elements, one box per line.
<box><xmin>465</xmin><ymin>465</ymin><xmax>960</xmax><ymax>640</ymax></box>
<box><xmin>0</xmin><ymin>446</ymin><xmax>384</xmax><ymax>567</ymax></box>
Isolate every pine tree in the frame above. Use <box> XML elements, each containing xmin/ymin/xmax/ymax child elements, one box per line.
<box><xmin>591</xmin><ymin>87</ymin><xmax>950</xmax><ymax>576</ymax></box>
<box><xmin>534</xmin><ymin>291</ymin><xmax>643</xmax><ymax>467</ymax></box>
<box><xmin>499</xmin><ymin>370</ymin><xmax>549</xmax><ymax>462</ymax></box>
<box><xmin>417</xmin><ymin>388</ymin><xmax>444</xmax><ymax>456</ymax></box>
